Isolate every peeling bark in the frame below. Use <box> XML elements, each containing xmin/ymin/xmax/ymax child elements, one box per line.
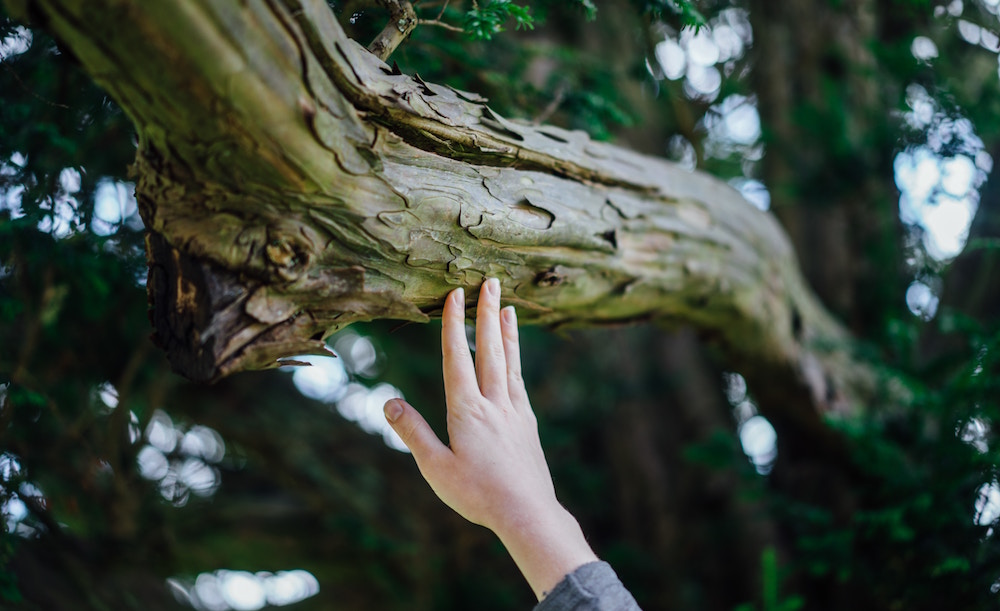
<box><xmin>11</xmin><ymin>0</ymin><xmax>873</xmax><ymax>437</ymax></box>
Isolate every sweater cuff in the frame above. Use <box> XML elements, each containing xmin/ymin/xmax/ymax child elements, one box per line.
<box><xmin>533</xmin><ymin>561</ymin><xmax>640</xmax><ymax>611</ymax></box>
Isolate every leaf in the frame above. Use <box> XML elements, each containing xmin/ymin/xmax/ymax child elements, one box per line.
<box><xmin>463</xmin><ymin>0</ymin><xmax>535</xmax><ymax>41</ymax></box>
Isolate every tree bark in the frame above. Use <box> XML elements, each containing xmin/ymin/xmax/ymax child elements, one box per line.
<box><xmin>9</xmin><ymin>0</ymin><xmax>872</xmax><ymax>438</ymax></box>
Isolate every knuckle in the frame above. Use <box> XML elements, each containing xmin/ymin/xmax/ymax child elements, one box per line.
<box><xmin>445</xmin><ymin>335</ymin><xmax>469</xmax><ymax>353</ymax></box>
<box><xmin>397</xmin><ymin>419</ymin><xmax>418</xmax><ymax>442</ymax></box>
<box><xmin>452</xmin><ymin>396</ymin><xmax>483</xmax><ymax>415</ymax></box>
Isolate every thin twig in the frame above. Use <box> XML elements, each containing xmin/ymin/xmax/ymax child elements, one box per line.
<box><xmin>435</xmin><ymin>0</ymin><xmax>451</xmax><ymax>20</ymax></box>
<box><xmin>367</xmin><ymin>0</ymin><xmax>419</xmax><ymax>61</ymax></box>
<box><xmin>533</xmin><ymin>83</ymin><xmax>567</xmax><ymax>125</ymax></box>
<box><xmin>418</xmin><ymin>18</ymin><xmax>464</xmax><ymax>32</ymax></box>
<box><xmin>1</xmin><ymin>61</ymin><xmax>71</xmax><ymax>108</ymax></box>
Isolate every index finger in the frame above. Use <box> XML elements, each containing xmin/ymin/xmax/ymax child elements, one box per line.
<box><xmin>441</xmin><ymin>287</ymin><xmax>480</xmax><ymax>404</ymax></box>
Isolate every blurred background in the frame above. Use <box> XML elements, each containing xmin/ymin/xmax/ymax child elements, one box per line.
<box><xmin>2</xmin><ymin>0</ymin><xmax>1000</xmax><ymax>609</ymax></box>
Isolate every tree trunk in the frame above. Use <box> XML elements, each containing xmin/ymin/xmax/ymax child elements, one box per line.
<box><xmin>747</xmin><ymin>0</ymin><xmax>904</xmax><ymax>337</ymax></box>
<box><xmin>8</xmin><ymin>0</ymin><xmax>873</xmax><ymax>438</ymax></box>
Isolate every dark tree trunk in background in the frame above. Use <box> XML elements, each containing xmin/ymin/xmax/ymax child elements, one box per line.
<box><xmin>748</xmin><ymin>0</ymin><xmax>904</xmax><ymax>337</ymax></box>
<box><xmin>596</xmin><ymin>329</ymin><xmax>777</xmax><ymax>609</ymax></box>
<box><xmin>747</xmin><ymin>2</ymin><xmax>915</xmax><ymax>608</ymax></box>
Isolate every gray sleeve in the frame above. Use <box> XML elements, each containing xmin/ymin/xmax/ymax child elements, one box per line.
<box><xmin>532</xmin><ymin>561</ymin><xmax>642</xmax><ymax>611</ymax></box>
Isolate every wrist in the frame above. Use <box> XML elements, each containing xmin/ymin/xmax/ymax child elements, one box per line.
<box><xmin>491</xmin><ymin>501</ymin><xmax>599</xmax><ymax>600</ymax></box>
<box><xmin>490</xmin><ymin>499</ymin><xmax>567</xmax><ymax>542</ymax></box>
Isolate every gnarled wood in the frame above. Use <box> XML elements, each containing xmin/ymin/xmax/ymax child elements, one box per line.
<box><xmin>12</xmin><ymin>0</ymin><xmax>874</xmax><ymax>442</ymax></box>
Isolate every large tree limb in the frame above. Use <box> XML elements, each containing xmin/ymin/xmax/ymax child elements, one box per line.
<box><xmin>11</xmin><ymin>0</ymin><xmax>873</xmax><ymax>446</ymax></box>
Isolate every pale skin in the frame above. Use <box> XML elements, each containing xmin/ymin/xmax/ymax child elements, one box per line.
<box><xmin>383</xmin><ymin>277</ymin><xmax>599</xmax><ymax>601</ymax></box>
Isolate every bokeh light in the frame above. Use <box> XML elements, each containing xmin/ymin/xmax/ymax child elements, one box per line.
<box><xmin>136</xmin><ymin>409</ymin><xmax>226</xmax><ymax>506</ymax></box>
<box><xmin>287</xmin><ymin>331</ymin><xmax>409</xmax><ymax>452</ymax></box>
<box><xmin>0</xmin><ymin>25</ymin><xmax>31</xmax><ymax>60</ymax></box>
<box><xmin>333</xmin><ymin>332</ymin><xmax>382</xmax><ymax>377</ymax></box>
<box><xmin>1</xmin><ymin>453</ymin><xmax>45</xmax><ymax>537</ymax></box>
<box><xmin>170</xmin><ymin>569</ymin><xmax>320</xmax><ymax>610</ymax></box>
<box><xmin>905</xmin><ymin>280</ymin><xmax>940</xmax><ymax>321</ymax></box>
<box><xmin>723</xmin><ymin>372</ymin><xmax>778</xmax><ymax>474</ymax></box>
<box><xmin>337</xmin><ymin>382</ymin><xmax>409</xmax><ymax>452</ymax></box>
<box><xmin>729</xmin><ymin>178</ymin><xmax>770</xmax><ymax>211</ymax></box>
<box><xmin>911</xmin><ymin>36</ymin><xmax>938</xmax><ymax>61</ymax></box>
<box><xmin>35</xmin><ymin>167</ymin><xmax>82</xmax><ymax>238</ymax></box>
<box><xmin>958</xmin><ymin>417</ymin><xmax>989</xmax><ymax>454</ymax></box>
<box><xmin>652</xmin><ymin>12</ymin><xmax>765</xmax><ymax>210</ymax></box>
<box><xmin>739</xmin><ymin>415</ymin><xmax>778</xmax><ymax>475</ymax></box>
<box><xmin>894</xmin><ymin>85</ymin><xmax>987</xmax><ymax>265</ymax></box>
<box><xmin>291</xmin><ymin>355</ymin><xmax>348</xmax><ymax>402</ymax></box>
<box><xmin>92</xmin><ymin>179</ymin><xmax>142</xmax><ymax>235</ymax></box>
<box><xmin>653</xmin><ymin>8</ymin><xmax>752</xmax><ymax>103</ymax></box>
<box><xmin>975</xmin><ymin>481</ymin><xmax>1000</xmax><ymax>526</ymax></box>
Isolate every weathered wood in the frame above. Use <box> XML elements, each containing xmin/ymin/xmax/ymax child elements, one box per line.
<box><xmin>12</xmin><ymin>0</ymin><xmax>873</xmax><ymax>440</ymax></box>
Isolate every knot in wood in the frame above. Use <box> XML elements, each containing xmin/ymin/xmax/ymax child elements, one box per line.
<box><xmin>534</xmin><ymin>267</ymin><xmax>565</xmax><ymax>287</ymax></box>
<box><xmin>264</xmin><ymin>226</ymin><xmax>314</xmax><ymax>282</ymax></box>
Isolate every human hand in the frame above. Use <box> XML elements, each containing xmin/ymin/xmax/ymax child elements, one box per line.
<box><xmin>382</xmin><ymin>277</ymin><xmax>556</xmax><ymax>532</ymax></box>
<box><xmin>383</xmin><ymin>278</ymin><xmax>597</xmax><ymax>599</ymax></box>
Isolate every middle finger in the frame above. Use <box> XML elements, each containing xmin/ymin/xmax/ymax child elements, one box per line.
<box><xmin>475</xmin><ymin>278</ymin><xmax>509</xmax><ymax>402</ymax></box>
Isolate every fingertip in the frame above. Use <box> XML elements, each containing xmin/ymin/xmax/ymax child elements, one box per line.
<box><xmin>383</xmin><ymin>399</ymin><xmax>444</xmax><ymax>460</ymax></box>
<box><xmin>384</xmin><ymin>398</ymin><xmax>404</xmax><ymax>423</ymax></box>
<box><xmin>443</xmin><ymin>288</ymin><xmax>466</xmax><ymax>329</ymax></box>
<box><xmin>478</xmin><ymin>279</ymin><xmax>500</xmax><ymax>316</ymax></box>
<box><xmin>502</xmin><ymin>305</ymin><xmax>517</xmax><ymax>326</ymax></box>
<box><xmin>445</xmin><ymin>287</ymin><xmax>465</xmax><ymax>316</ymax></box>
<box><xmin>442</xmin><ymin>286</ymin><xmax>478</xmax><ymax>399</ymax></box>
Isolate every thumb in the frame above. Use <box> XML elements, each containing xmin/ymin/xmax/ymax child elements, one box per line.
<box><xmin>384</xmin><ymin>399</ymin><xmax>446</xmax><ymax>463</ymax></box>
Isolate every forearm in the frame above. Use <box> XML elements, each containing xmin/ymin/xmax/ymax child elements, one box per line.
<box><xmin>493</xmin><ymin>503</ymin><xmax>599</xmax><ymax>601</ymax></box>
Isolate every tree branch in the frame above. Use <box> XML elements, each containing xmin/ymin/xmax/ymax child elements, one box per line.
<box><xmin>10</xmin><ymin>0</ymin><xmax>875</xmax><ymax>450</ymax></box>
<box><xmin>418</xmin><ymin>18</ymin><xmax>463</xmax><ymax>32</ymax></box>
<box><xmin>367</xmin><ymin>0</ymin><xmax>418</xmax><ymax>61</ymax></box>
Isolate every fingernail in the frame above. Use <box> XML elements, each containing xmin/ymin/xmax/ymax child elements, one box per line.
<box><xmin>502</xmin><ymin>306</ymin><xmax>516</xmax><ymax>324</ymax></box>
<box><xmin>454</xmin><ymin>287</ymin><xmax>464</xmax><ymax>305</ymax></box>
<box><xmin>384</xmin><ymin>400</ymin><xmax>403</xmax><ymax>423</ymax></box>
<box><xmin>486</xmin><ymin>277</ymin><xmax>499</xmax><ymax>295</ymax></box>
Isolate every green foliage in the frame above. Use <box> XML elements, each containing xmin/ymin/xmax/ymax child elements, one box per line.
<box><xmin>771</xmin><ymin>321</ymin><xmax>1000</xmax><ymax>608</ymax></box>
<box><xmin>637</xmin><ymin>0</ymin><xmax>707</xmax><ymax>30</ymax></box>
<box><xmin>463</xmin><ymin>0</ymin><xmax>535</xmax><ymax>40</ymax></box>
<box><xmin>733</xmin><ymin>548</ymin><xmax>804</xmax><ymax>611</ymax></box>
<box><xmin>394</xmin><ymin>8</ymin><xmax>638</xmax><ymax>140</ymax></box>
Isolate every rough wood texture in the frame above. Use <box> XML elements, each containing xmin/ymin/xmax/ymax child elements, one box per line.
<box><xmin>13</xmin><ymin>0</ymin><xmax>873</xmax><ymax>441</ymax></box>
